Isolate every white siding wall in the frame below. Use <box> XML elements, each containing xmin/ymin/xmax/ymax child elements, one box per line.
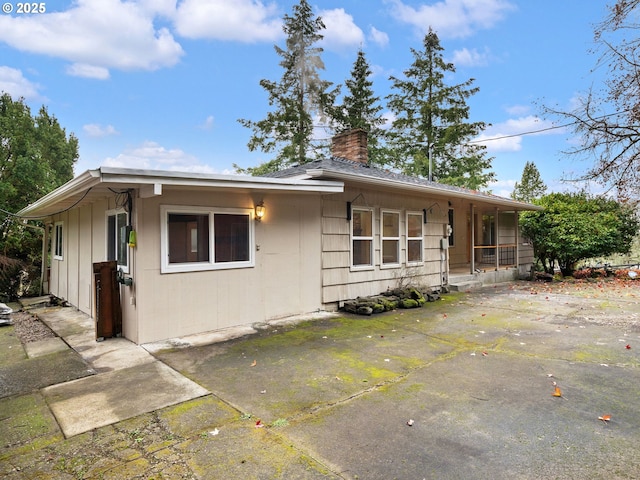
<box><xmin>48</xmin><ymin>197</ymin><xmax>138</xmax><ymax>338</ymax></box>
<box><xmin>133</xmin><ymin>190</ymin><xmax>323</xmax><ymax>344</ymax></box>
<box><xmin>447</xmin><ymin>199</ymin><xmax>468</xmax><ymax>267</ymax></box>
<box><xmin>321</xmin><ymin>187</ymin><xmax>449</xmax><ymax>305</ymax></box>
<box><xmin>45</xmin><ymin>183</ymin><xmax>536</xmax><ymax>344</ymax></box>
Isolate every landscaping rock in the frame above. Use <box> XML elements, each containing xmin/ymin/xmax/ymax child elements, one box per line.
<box><xmin>341</xmin><ymin>287</ymin><xmax>442</xmax><ymax>315</ymax></box>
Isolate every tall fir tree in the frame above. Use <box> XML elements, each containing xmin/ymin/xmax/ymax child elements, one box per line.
<box><xmin>385</xmin><ymin>28</ymin><xmax>494</xmax><ymax>189</ymax></box>
<box><xmin>511</xmin><ymin>161</ymin><xmax>547</xmax><ymax>203</ymax></box>
<box><xmin>237</xmin><ymin>0</ymin><xmax>339</xmax><ymax>175</ymax></box>
<box><xmin>334</xmin><ymin>49</ymin><xmax>386</xmax><ymax>165</ymax></box>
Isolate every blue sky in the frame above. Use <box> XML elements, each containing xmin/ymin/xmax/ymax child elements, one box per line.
<box><xmin>0</xmin><ymin>0</ymin><xmax>612</xmax><ymax>197</ymax></box>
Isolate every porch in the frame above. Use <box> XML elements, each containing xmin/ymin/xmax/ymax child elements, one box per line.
<box><xmin>448</xmin><ymin>267</ymin><xmax>523</xmax><ymax>292</ymax></box>
<box><xmin>446</xmin><ymin>203</ymin><xmax>533</xmax><ymax>285</ymax></box>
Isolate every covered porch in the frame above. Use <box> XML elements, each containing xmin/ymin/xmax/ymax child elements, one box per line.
<box><xmin>447</xmin><ymin>201</ymin><xmax>535</xmax><ymax>282</ymax></box>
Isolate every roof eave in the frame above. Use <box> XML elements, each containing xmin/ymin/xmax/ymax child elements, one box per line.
<box><xmin>18</xmin><ymin>167</ymin><xmax>344</xmax><ymax>218</ymax></box>
<box><xmin>17</xmin><ymin>169</ymin><xmax>102</xmax><ymax>218</ymax></box>
<box><xmin>305</xmin><ymin>168</ymin><xmax>542</xmax><ymax>211</ymax></box>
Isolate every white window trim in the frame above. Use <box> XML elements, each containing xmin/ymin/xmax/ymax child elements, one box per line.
<box><xmin>53</xmin><ymin>221</ymin><xmax>63</xmax><ymax>260</ymax></box>
<box><xmin>406</xmin><ymin>211</ymin><xmax>424</xmax><ymax>266</ymax></box>
<box><xmin>380</xmin><ymin>209</ymin><xmax>401</xmax><ymax>268</ymax></box>
<box><xmin>106</xmin><ymin>208</ymin><xmax>129</xmax><ymax>274</ymax></box>
<box><xmin>350</xmin><ymin>206</ymin><xmax>375</xmax><ymax>271</ymax></box>
<box><xmin>160</xmin><ymin>205</ymin><xmax>254</xmax><ymax>274</ymax></box>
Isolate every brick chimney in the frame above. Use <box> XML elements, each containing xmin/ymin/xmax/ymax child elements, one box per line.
<box><xmin>331</xmin><ymin>129</ymin><xmax>368</xmax><ymax>164</ymax></box>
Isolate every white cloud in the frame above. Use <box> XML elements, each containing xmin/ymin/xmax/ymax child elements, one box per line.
<box><xmin>104</xmin><ymin>141</ymin><xmax>215</xmax><ymax>173</ymax></box>
<box><xmin>387</xmin><ymin>0</ymin><xmax>515</xmax><ymax>39</ymax></box>
<box><xmin>83</xmin><ymin>124</ymin><xmax>119</xmax><ymax>137</ymax></box>
<box><xmin>505</xmin><ymin>104</ymin><xmax>530</xmax><ymax>116</ymax></box>
<box><xmin>199</xmin><ymin>115</ymin><xmax>215</xmax><ymax>130</ymax></box>
<box><xmin>475</xmin><ymin>115</ymin><xmax>560</xmax><ymax>153</ymax></box>
<box><xmin>66</xmin><ymin>64</ymin><xmax>110</xmax><ymax>80</ymax></box>
<box><xmin>369</xmin><ymin>26</ymin><xmax>389</xmax><ymax>48</ymax></box>
<box><xmin>174</xmin><ymin>0</ymin><xmax>282</xmax><ymax>42</ymax></box>
<box><xmin>319</xmin><ymin>8</ymin><xmax>365</xmax><ymax>52</ymax></box>
<box><xmin>0</xmin><ymin>66</ymin><xmax>41</xmax><ymax>99</ymax></box>
<box><xmin>0</xmin><ymin>0</ymin><xmax>184</xmax><ymax>78</ymax></box>
<box><xmin>488</xmin><ymin>178</ymin><xmax>516</xmax><ymax>198</ymax></box>
<box><xmin>452</xmin><ymin>47</ymin><xmax>490</xmax><ymax>67</ymax></box>
<box><xmin>380</xmin><ymin>111</ymin><xmax>395</xmax><ymax>130</ymax></box>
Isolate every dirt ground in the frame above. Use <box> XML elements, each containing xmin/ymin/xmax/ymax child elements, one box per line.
<box><xmin>1</xmin><ymin>278</ymin><xmax>640</xmax><ymax>479</ymax></box>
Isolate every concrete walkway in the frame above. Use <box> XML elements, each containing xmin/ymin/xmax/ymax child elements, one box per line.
<box><xmin>20</xmin><ymin>300</ymin><xmax>209</xmax><ymax>437</ymax></box>
<box><xmin>3</xmin><ymin>281</ymin><xmax>640</xmax><ymax>479</ymax></box>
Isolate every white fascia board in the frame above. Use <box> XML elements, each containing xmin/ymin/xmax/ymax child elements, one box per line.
<box><xmin>17</xmin><ymin>169</ymin><xmax>102</xmax><ymax>218</ymax></box>
<box><xmin>305</xmin><ymin>168</ymin><xmax>542</xmax><ymax>211</ymax></box>
<box><xmin>17</xmin><ymin>167</ymin><xmax>345</xmax><ymax>218</ymax></box>
<box><xmin>98</xmin><ymin>167</ymin><xmax>344</xmax><ymax>193</ymax></box>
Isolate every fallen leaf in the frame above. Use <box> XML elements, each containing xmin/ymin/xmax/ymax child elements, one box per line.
<box><xmin>552</xmin><ymin>386</ymin><xmax>562</xmax><ymax>397</ymax></box>
<box><xmin>250</xmin><ymin>360</ymin><xmax>257</xmax><ymax>367</ymax></box>
<box><xmin>598</xmin><ymin>414</ymin><xmax>611</xmax><ymax>424</ymax></box>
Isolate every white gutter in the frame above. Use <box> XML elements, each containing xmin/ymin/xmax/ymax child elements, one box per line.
<box><xmin>98</xmin><ymin>167</ymin><xmax>344</xmax><ymax>192</ymax></box>
<box><xmin>18</xmin><ymin>167</ymin><xmax>345</xmax><ymax>218</ymax></box>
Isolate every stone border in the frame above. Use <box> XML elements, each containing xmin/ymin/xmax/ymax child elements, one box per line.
<box><xmin>342</xmin><ymin>287</ymin><xmax>445</xmax><ymax>316</ymax></box>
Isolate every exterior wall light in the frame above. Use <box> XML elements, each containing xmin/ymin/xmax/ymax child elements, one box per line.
<box><xmin>255</xmin><ymin>201</ymin><xmax>266</xmax><ymax>221</ymax></box>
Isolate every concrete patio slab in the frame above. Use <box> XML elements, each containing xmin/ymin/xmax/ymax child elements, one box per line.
<box><xmin>42</xmin><ymin>360</ymin><xmax>209</xmax><ymax>437</ymax></box>
<box><xmin>24</xmin><ymin>337</ymin><xmax>68</xmax><ymax>358</ymax></box>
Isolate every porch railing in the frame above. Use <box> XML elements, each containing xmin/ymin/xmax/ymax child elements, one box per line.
<box><xmin>473</xmin><ymin>244</ymin><xmax>517</xmax><ymax>268</ymax></box>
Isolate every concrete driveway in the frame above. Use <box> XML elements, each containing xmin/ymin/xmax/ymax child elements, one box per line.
<box><xmin>2</xmin><ymin>280</ymin><xmax>640</xmax><ymax>479</ymax></box>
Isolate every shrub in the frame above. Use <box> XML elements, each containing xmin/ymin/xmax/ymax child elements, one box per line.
<box><xmin>0</xmin><ymin>255</ymin><xmax>24</xmax><ymax>302</ymax></box>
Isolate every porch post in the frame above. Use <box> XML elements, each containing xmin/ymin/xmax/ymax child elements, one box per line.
<box><xmin>515</xmin><ymin>210</ymin><xmax>520</xmax><ymax>272</ymax></box>
<box><xmin>495</xmin><ymin>207</ymin><xmax>500</xmax><ymax>271</ymax></box>
<box><xmin>470</xmin><ymin>203</ymin><xmax>475</xmax><ymax>274</ymax></box>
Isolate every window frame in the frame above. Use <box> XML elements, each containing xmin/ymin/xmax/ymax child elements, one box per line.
<box><xmin>106</xmin><ymin>209</ymin><xmax>129</xmax><ymax>274</ymax></box>
<box><xmin>406</xmin><ymin>211</ymin><xmax>424</xmax><ymax>265</ymax></box>
<box><xmin>380</xmin><ymin>209</ymin><xmax>401</xmax><ymax>268</ymax></box>
<box><xmin>160</xmin><ymin>205</ymin><xmax>254</xmax><ymax>274</ymax></box>
<box><xmin>350</xmin><ymin>206</ymin><xmax>374</xmax><ymax>270</ymax></box>
<box><xmin>53</xmin><ymin>221</ymin><xmax>64</xmax><ymax>260</ymax></box>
